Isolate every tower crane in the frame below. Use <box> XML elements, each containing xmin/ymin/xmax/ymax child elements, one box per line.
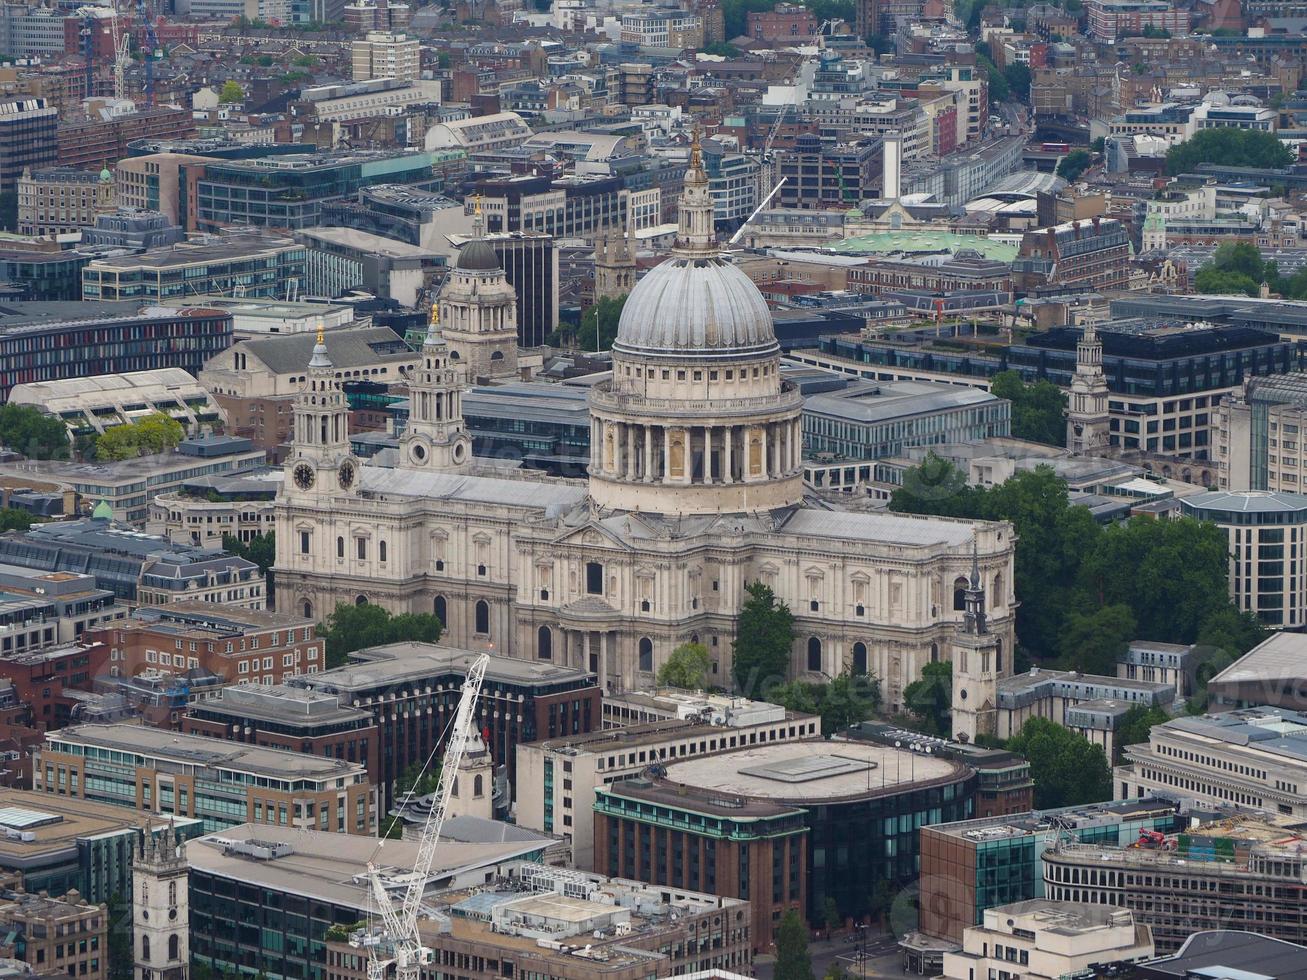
<box><xmin>359</xmin><ymin>654</ymin><xmax>489</xmax><ymax>980</ymax></box>
<box><xmin>135</xmin><ymin>0</ymin><xmax>158</xmax><ymax>104</ymax></box>
<box><xmin>109</xmin><ymin>2</ymin><xmax>130</xmax><ymax>102</ymax></box>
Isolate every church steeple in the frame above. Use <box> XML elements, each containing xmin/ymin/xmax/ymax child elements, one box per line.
<box><xmin>674</xmin><ymin>127</ymin><xmax>717</xmax><ymax>257</ymax></box>
<box><xmin>401</xmin><ymin>302</ymin><xmax>473</xmax><ymax>470</ymax></box>
<box><xmin>285</xmin><ymin>327</ymin><xmax>360</xmax><ymax>497</ymax></box>
<box><xmin>133</xmin><ymin>821</ymin><xmax>189</xmax><ymax>980</ymax></box>
<box><xmin>1067</xmin><ymin>320</ymin><xmax>1110</xmax><ymax>455</ymax></box>
<box><xmin>951</xmin><ymin>536</ymin><xmax>1002</xmax><ymax>744</ymax></box>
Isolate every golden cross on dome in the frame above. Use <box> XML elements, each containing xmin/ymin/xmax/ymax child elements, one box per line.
<box><xmin>690</xmin><ymin>125</ymin><xmax>702</xmax><ymax>170</ymax></box>
<box><xmin>431</xmin><ymin>301</ymin><xmax>439</xmax><ymax>325</ymax></box>
<box><xmin>316</xmin><ymin>325</ymin><xmax>324</xmax><ymax>345</ymax></box>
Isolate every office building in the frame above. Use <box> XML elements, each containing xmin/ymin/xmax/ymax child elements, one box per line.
<box><xmin>0</xmin><ymin>518</ymin><xmax>263</xmax><ymax>607</ymax></box>
<box><xmin>0</xmin><ymin>436</ymin><xmax>264</xmax><ymax>525</ymax></box>
<box><xmin>16</xmin><ymin>168</ymin><xmax>115</xmax><ymax>238</ymax></box>
<box><xmin>146</xmin><ymin>470</ymin><xmax>280</xmax><ymax>548</ymax></box>
<box><xmin>1136</xmin><ymin>932</ymin><xmax>1307</xmax><ymax>980</ymax></box>
<box><xmin>0</xmin><ymin>243</ymin><xmax>93</xmax><ymax>302</ymax></box>
<box><xmin>1013</xmin><ymin>218</ymin><xmax>1133</xmax><ymax>293</ymax></box>
<box><xmin>488</xmin><ymin>232</ymin><xmax>558</xmax><ymax>348</ymax></box>
<box><xmin>604</xmin><ymin>738</ymin><xmax>974</xmax><ymax>927</ymax></box>
<box><xmin>79</xmin><ymin>211</ymin><xmax>184</xmax><ymax>251</ymax></box>
<box><xmin>194</xmin><ymin>151</ymin><xmax>439</xmax><ymax>232</ymax></box>
<box><xmin>320</xmin><ymin>185</ymin><xmax>472</xmax><ymax>254</ymax></box>
<box><xmin>0</xmin><ymin>564</ymin><xmax>122</xmax><ymax>655</ymax></box>
<box><xmin>89</xmin><ymin>602</ymin><xmax>319</xmax><ymax>685</ymax></box>
<box><xmin>1117</xmin><ymin>707</ymin><xmax>1307</xmax><ymax>817</ymax></box>
<box><xmin>425</xmin><ymin>111</ymin><xmax>533</xmax><ymax>155</ymax></box>
<box><xmin>8</xmin><ymin>368</ymin><xmax>223</xmax><ymax>441</ymax></box>
<box><xmin>0</xmin><ymin>640</ymin><xmax>111</xmax><ymax>736</ymax></box>
<box><xmin>994</xmin><ymin>668</ymin><xmax>1174</xmax><ymax>761</ymax></box>
<box><xmin>182</xmin><ymin>684</ymin><xmax>379</xmax><ymax>783</ymax></box>
<box><xmin>0</xmin><ymin>99</ymin><xmax>55</xmax><ymax>194</ymax></box>
<box><xmin>1117</xmin><ymin>640</ymin><xmax>1195</xmax><ymax>700</ymax></box>
<box><xmin>300</xmin><ymin>79</ymin><xmax>442</xmax><ymax>125</ymax></box>
<box><xmin>350</xmin><ymin>31</ymin><xmax>419</xmax><ymax>82</ymax></box>
<box><xmin>1179</xmin><ymin>491</ymin><xmax>1307</xmax><ymax>628</ymax></box>
<box><xmin>776</xmin><ymin>135</ymin><xmax>882</xmax><ymax>209</ymax></box>
<box><xmin>55</xmin><ymin>107</ymin><xmax>196</xmax><ymax>172</ymax></box>
<box><xmin>0</xmin><ymin>890</ymin><xmax>106</xmax><ymax>980</ymax></box>
<box><xmin>114</xmin><ymin>152</ymin><xmax>213</xmax><ymax>229</ymax></box>
<box><xmin>1043</xmin><ymin>815</ymin><xmax>1307</xmax><ymax>951</ymax></box>
<box><xmin>802</xmin><ymin>380</ymin><xmax>1011</xmax><ymax>461</ymax></box>
<box><xmin>82</xmin><ymin>233</ymin><xmax>307</xmax><ymax>303</ymax></box>
<box><xmin>941</xmin><ymin>902</ymin><xmax>1153</xmax><ymax>980</ymax></box>
<box><xmin>913</xmin><ymin>799</ymin><xmax>1182</xmax><ymax>946</ymax></box>
<box><xmin>1207</xmin><ymin>632</ymin><xmax>1307</xmax><ymax>711</ymax></box>
<box><xmin>1217</xmin><ymin>374</ymin><xmax>1307</xmax><ymax>492</ymax></box>
<box><xmin>286</xmin><ymin>643</ymin><xmax>600</xmax><ymax>808</ymax></box>
<box><xmin>1085</xmin><ymin>0</ymin><xmax>1192</xmax><ymax>41</ymax></box>
<box><xmin>297</xmin><ymin>227</ymin><xmax>437</xmax><ymax>308</ymax></box>
<box><xmin>516</xmin><ymin>701</ymin><xmax>819</xmax><ymax>873</ymax></box>
<box><xmin>36</xmin><ymin>723</ymin><xmax>377</xmax><ymax>835</ymax></box>
<box><xmin>0</xmin><ymin>791</ymin><xmax>202</xmax><ymax>904</ymax></box>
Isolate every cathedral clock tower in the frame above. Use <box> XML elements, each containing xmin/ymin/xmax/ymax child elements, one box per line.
<box><xmin>400</xmin><ymin>304</ymin><xmax>472</xmax><ymax>471</ymax></box>
<box><xmin>284</xmin><ymin>328</ymin><xmax>361</xmax><ymax>499</ymax></box>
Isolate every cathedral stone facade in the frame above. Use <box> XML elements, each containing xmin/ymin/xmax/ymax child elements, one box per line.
<box><xmin>274</xmin><ymin>142</ymin><xmax>1017</xmax><ymax>708</ymax></box>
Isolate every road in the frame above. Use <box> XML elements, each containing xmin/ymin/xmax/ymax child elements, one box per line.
<box><xmin>752</xmin><ymin>930</ymin><xmax>908</xmax><ymax>980</ymax></box>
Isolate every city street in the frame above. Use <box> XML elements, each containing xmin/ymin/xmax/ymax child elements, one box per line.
<box><xmin>752</xmin><ymin>930</ymin><xmax>910</xmax><ymax>980</ymax></box>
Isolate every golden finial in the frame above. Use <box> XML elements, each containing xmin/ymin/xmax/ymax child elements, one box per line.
<box><xmin>473</xmin><ymin>193</ymin><xmax>482</xmax><ymax>216</ymax></box>
<box><xmin>430</xmin><ymin>301</ymin><xmax>439</xmax><ymax>326</ymax></box>
<box><xmin>690</xmin><ymin>125</ymin><xmax>702</xmax><ymax>170</ymax></box>
<box><xmin>316</xmin><ymin>324</ymin><xmax>324</xmax><ymax>346</ymax></box>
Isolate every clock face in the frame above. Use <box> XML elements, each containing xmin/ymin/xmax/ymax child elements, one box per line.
<box><xmin>293</xmin><ymin>463</ymin><xmax>315</xmax><ymax>491</ymax></box>
<box><xmin>338</xmin><ymin>461</ymin><xmax>356</xmax><ymax>490</ymax></box>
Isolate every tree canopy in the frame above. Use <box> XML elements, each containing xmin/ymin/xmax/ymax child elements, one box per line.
<box><xmin>775</xmin><ymin>909</ymin><xmax>814</xmax><ymax>980</ymax></box>
<box><xmin>550</xmin><ymin>295</ymin><xmax>626</xmax><ymax>351</ymax></box>
<box><xmin>890</xmin><ymin>461</ymin><xmax>1249</xmax><ymax>663</ymax></box>
<box><xmin>94</xmin><ymin>412</ymin><xmax>185</xmax><ymax>461</ymax></box>
<box><xmin>657</xmin><ymin>642</ymin><xmax>712</xmax><ymax>689</ymax></box>
<box><xmin>1193</xmin><ymin>243</ymin><xmax>1307</xmax><ymax>300</ymax></box>
<box><xmin>0</xmin><ymin>404</ymin><xmax>69</xmax><ymax>460</ymax></box>
<box><xmin>732</xmin><ymin>582</ymin><xmax>795</xmax><ymax>697</ymax></box>
<box><xmin>1007</xmin><ymin>716</ymin><xmax>1112</xmax><ymax>808</ymax></box>
<box><xmin>1055</xmin><ymin>149</ymin><xmax>1092</xmax><ymax>182</ymax></box>
<box><xmin>1166</xmin><ymin>128</ymin><xmax>1293</xmax><ymax>176</ymax></box>
<box><xmin>990</xmin><ymin>370</ymin><xmax>1067</xmax><ymax>446</ymax></box>
<box><xmin>219</xmin><ymin>80</ymin><xmax>245</xmax><ymax>103</ymax></box>
<box><xmin>322</xmin><ymin>602</ymin><xmax>443</xmax><ymax>668</ymax></box>
<box><xmin>902</xmin><ymin>660</ymin><xmax>952</xmax><ymax>736</ymax></box>
<box><xmin>767</xmin><ymin>672</ymin><xmax>881</xmax><ymax>736</ymax></box>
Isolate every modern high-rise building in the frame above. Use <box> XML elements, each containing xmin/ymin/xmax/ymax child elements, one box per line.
<box><xmin>0</xmin><ymin>97</ymin><xmax>56</xmax><ymax>196</ymax></box>
<box><xmin>350</xmin><ymin>30</ymin><xmax>419</xmax><ymax>81</ymax></box>
<box><xmin>488</xmin><ymin>232</ymin><xmax>559</xmax><ymax>348</ymax></box>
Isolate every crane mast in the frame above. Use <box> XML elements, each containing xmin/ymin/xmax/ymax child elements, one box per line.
<box><xmin>362</xmin><ymin>654</ymin><xmax>489</xmax><ymax>980</ymax></box>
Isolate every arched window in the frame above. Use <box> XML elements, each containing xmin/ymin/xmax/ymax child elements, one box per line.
<box><xmin>168</xmin><ymin>935</ymin><xmax>179</xmax><ymax>961</ymax></box>
<box><xmin>336</xmin><ymin>536</ymin><xmax>344</xmax><ymax>559</ymax></box>
<box><xmin>475</xmin><ymin>600</ymin><xmax>489</xmax><ymax>635</ymax></box>
<box><xmin>354</xmin><ymin>595</ymin><xmax>368</xmax><ymax>607</ymax></box>
<box><xmin>852</xmin><ymin>641</ymin><xmax>867</xmax><ymax>675</ymax></box>
<box><xmin>996</xmin><ymin>638</ymin><xmax>1004</xmax><ymax>674</ymax></box>
<box><xmin>638</xmin><ymin>637</ymin><xmax>653</xmax><ymax>672</ymax></box>
<box><xmin>953</xmin><ymin>576</ymin><xmax>969</xmax><ymax>610</ymax></box>
<box><xmin>452</xmin><ymin>777</ymin><xmax>459</xmax><ymax>796</ymax></box>
<box><xmin>586</xmin><ymin>561</ymin><xmax>603</xmax><ymax>595</ymax></box>
<box><xmin>379</xmin><ymin>540</ymin><xmax>388</xmax><ymax>563</ymax></box>
<box><xmin>141</xmin><ymin>937</ymin><xmax>150</xmax><ymax>964</ymax></box>
<box><xmin>302</xmin><ymin>599</ymin><xmax>313</xmax><ymax>619</ymax></box>
<box><xmin>434</xmin><ymin>595</ymin><xmax>447</xmax><ymax>624</ymax></box>
<box><xmin>537</xmin><ymin>626</ymin><xmax>552</xmax><ymax>660</ymax></box>
<box><xmin>807</xmin><ymin>636</ymin><xmax>822</xmax><ymax>673</ymax></box>
<box><xmin>474</xmin><ymin>774</ymin><xmax>484</xmax><ymax>797</ymax></box>
<box><xmin>993</xmin><ymin>573</ymin><xmax>1003</xmax><ymax>605</ymax></box>
<box><xmin>931</xmin><ymin>642</ymin><xmax>940</xmax><ymax>663</ymax></box>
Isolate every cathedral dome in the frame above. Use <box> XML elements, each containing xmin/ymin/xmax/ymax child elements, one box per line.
<box><xmin>613</xmin><ymin>255</ymin><xmax>778</xmax><ymax>360</ymax></box>
<box><xmin>456</xmin><ymin>238</ymin><xmax>501</xmax><ymax>272</ymax></box>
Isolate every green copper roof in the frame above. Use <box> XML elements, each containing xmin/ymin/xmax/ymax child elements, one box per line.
<box><xmin>91</xmin><ymin>500</ymin><xmax>113</xmax><ymax>521</ymax></box>
<box><xmin>833</xmin><ymin>231</ymin><xmax>1019</xmax><ymax>263</ymax></box>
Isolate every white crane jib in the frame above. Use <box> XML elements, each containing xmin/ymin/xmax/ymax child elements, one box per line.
<box><xmin>365</xmin><ymin>653</ymin><xmax>489</xmax><ymax>980</ymax></box>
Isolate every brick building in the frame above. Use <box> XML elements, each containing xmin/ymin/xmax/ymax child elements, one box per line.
<box><xmin>0</xmin><ymin>641</ymin><xmax>111</xmax><ymax>734</ymax></box>
<box><xmin>182</xmin><ymin>684</ymin><xmax>380</xmax><ymax>786</ymax></box>
<box><xmin>0</xmin><ymin>890</ymin><xmax>107</xmax><ymax>980</ymax></box>
<box><xmin>89</xmin><ymin>602</ymin><xmax>320</xmax><ymax>686</ymax></box>
<box><xmin>55</xmin><ymin>108</ymin><xmax>197</xmax><ymax>171</ymax></box>
<box><xmin>746</xmin><ymin>3</ymin><xmax>817</xmax><ymax>39</ymax></box>
<box><xmin>1013</xmin><ymin>217</ymin><xmax>1132</xmax><ymax>293</ymax></box>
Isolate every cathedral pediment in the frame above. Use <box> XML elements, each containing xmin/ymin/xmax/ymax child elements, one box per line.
<box><xmin>551</xmin><ymin>520</ymin><xmax>635</xmax><ymax>552</ymax></box>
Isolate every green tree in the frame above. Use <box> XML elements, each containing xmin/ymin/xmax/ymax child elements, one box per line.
<box><xmin>1007</xmin><ymin>716</ymin><xmax>1111</xmax><ymax>808</ymax></box>
<box><xmin>219</xmin><ymin>80</ymin><xmax>245</xmax><ymax>103</ymax></box>
<box><xmin>775</xmin><ymin>909</ymin><xmax>814</xmax><ymax>980</ymax></box>
<box><xmin>0</xmin><ymin>508</ymin><xmax>34</xmax><ymax>532</ymax></box>
<box><xmin>95</xmin><ymin>425</ymin><xmax>143</xmax><ymax>461</ymax></box>
<box><xmin>0</xmin><ymin>403</ymin><xmax>69</xmax><ymax>459</ymax></box>
<box><xmin>700</xmin><ymin>40</ymin><xmax>741</xmax><ymax>56</ymax></box>
<box><xmin>1091</xmin><ymin>136</ymin><xmax>1106</xmax><ymax>153</ymax></box>
<box><xmin>902</xmin><ymin>661</ymin><xmax>951</xmax><ymax>735</ymax></box>
<box><xmin>1057</xmin><ymin>603</ymin><xmax>1135</xmax><ymax>675</ymax></box>
<box><xmin>1077</xmin><ymin>517</ymin><xmax>1230</xmax><ymax>645</ymax></box>
<box><xmin>321</xmin><ymin>602</ymin><xmax>443</xmax><ymax>668</ymax></box>
<box><xmin>1116</xmin><ymin>704</ymin><xmax>1169</xmax><ymax>759</ymax></box>
<box><xmin>1194</xmin><ymin>267</ymin><xmax>1260</xmax><ymax>296</ymax></box>
<box><xmin>382</xmin><ymin>815</ymin><xmax>407</xmax><ymax>839</ymax></box>
<box><xmin>1166</xmin><ymin>128</ymin><xmax>1293</xmax><ymax>176</ymax></box>
<box><xmin>395</xmin><ymin>759</ymin><xmax>441</xmax><ymax>797</ymax></box>
<box><xmin>976</xmin><ymin>50</ymin><xmax>1009</xmax><ymax>103</ymax></box>
<box><xmin>768</xmin><ymin>673</ymin><xmax>880</xmax><ymax>736</ymax></box>
<box><xmin>1055</xmin><ymin>149</ymin><xmax>1092</xmax><ymax>182</ymax></box>
<box><xmin>719</xmin><ymin>0</ymin><xmax>777</xmax><ymax>37</ymax></box>
<box><xmin>93</xmin><ymin>412</ymin><xmax>185</xmax><ymax>461</ymax></box>
<box><xmin>823</xmin><ymin>896</ymin><xmax>842</xmax><ymax>934</ymax></box>
<box><xmin>888</xmin><ymin>451</ymin><xmax>975</xmax><ymax>516</ymax></box>
<box><xmin>732</xmin><ymin>582</ymin><xmax>795</xmax><ymax>696</ymax></box>
<box><xmin>657</xmin><ymin>641</ymin><xmax>712</xmax><ymax>689</ymax></box>
<box><xmin>990</xmin><ymin>370</ymin><xmax>1067</xmax><ymax>446</ymax></box>
<box><xmin>550</xmin><ymin>295</ymin><xmax>626</xmax><ymax>351</ymax></box>
<box><xmin>1003</xmin><ymin>62</ymin><xmax>1031</xmax><ymax>100</ymax></box>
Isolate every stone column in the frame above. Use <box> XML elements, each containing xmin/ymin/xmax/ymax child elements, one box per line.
<box><xmin>757</xmin><ymin>426</ymin><xmax>768</xmax><ymax>482</ymax></box>
<box><xmin>599</xmin><ymin>631</ymin><xmax>609</xmax><ymax>691</ymax></box>
<box><xmin>703</xmin><ymin>426</ymin><xmax>713</xmax><ymax>485</ymax></box>
<box><xmin>662</xmin><ymin>427</ymin><xmax>671</xmax><ymax>483</ymax></box>
<box><xmin>584</xmin><ymin>630</ymin><xmax>594</xmax><ymax>677</ymax></box>
<box><xmin>626</xmin><ymin>423</ymin><xmax>637</xmax><ymax>480</ymax></box>
<box><xmin>644</xmin><ymin>425</ymin><xmax>653</xmax><ymax>482</ymax></box>
<box><xmin>724</xmin><ymin>426</ymin><xmax>734</xmax><ymax>484</ymax></box>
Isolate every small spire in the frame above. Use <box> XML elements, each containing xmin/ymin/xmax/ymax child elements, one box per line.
<box><xmin>970</xmin><ymin>535</ymin><xmax>980</xmax><ymax>589</ymax></box>
<box><xmin>309</xmin><ymin>325</ymin><xmax>332</xmax><ymax>369</ymax></box>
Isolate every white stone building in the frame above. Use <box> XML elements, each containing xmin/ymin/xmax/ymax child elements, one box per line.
<box><xmin>272</xmin><ymin>139</ymin><xmax>1017</xmax><ymax>704</ymax></box>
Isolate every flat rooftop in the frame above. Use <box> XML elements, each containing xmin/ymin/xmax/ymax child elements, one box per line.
<box><xmin>46</xmin><ymin>723</ymin><xmax>367</xmax><ymax>780</ymax></box>
<box><xmin>0</xmin><ymin>790</ymin><xmax>200</xmax><ymax>864</ymax></box>
<box><xmin>294</xmin><ymin>642</ymin><xmax>595</xmax><ymax>694</ymax></box>
<box><xmin>191</xmin><ymin>685</ymin><xmax>371</xmax><ymax>727</ymax></box>
<box><xmin>661</xmin><ymin>738</ymin><xmax>962</xmax><ymax>802</ymax></box>
<box><xmin>186</xmin><ymin>825</ymin><xmax>542</xmax><ymax>910</ymax></box>
<box><xmin>924</xmin><ymin>797</ymin><xmax>1179</xmax><ymax>842</ymax></box>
